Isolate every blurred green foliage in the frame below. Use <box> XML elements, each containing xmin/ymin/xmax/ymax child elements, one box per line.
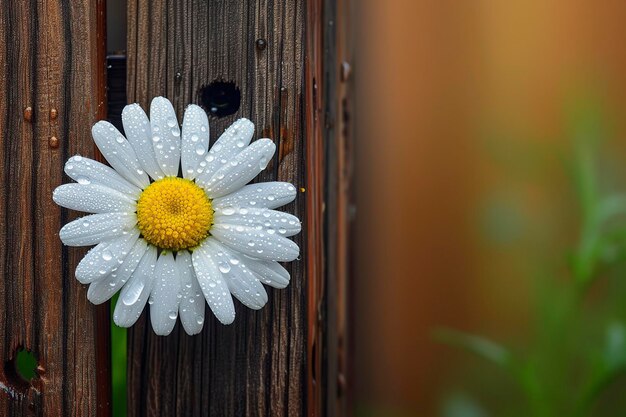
<box><xmin>438</xmin><ymin>98</ymin><xmax>626</xmax><ymax>417</ymax></box>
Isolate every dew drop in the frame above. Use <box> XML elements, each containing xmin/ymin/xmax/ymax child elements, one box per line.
<box><xmin>123</xmin><ymin>282</ymin><xmax>144</xmax><ymax>305</ymax></box>
<box><xmin>102</xmin><ymin>250</ymin><xmax>113</xmax><ymax>261</ymax></box>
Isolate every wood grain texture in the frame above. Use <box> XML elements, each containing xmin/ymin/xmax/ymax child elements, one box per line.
<box><xmin>126</xmin><ymin>0</ymin><xmax>352</xmax><ymax>416</ymax></box>
<box><xmin>0</xmin><ymin>0</ymin><xmax>110</xmax><ymax>416</ymax></box>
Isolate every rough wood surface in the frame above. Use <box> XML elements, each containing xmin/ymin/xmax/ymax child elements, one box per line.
<box><xmin>0</xmin><ymin>0</ymin><xmax>110</xmax><ymax>416</ymax></box>
<box><xmin>126</xmin><ymin>0</ymin><xmax>352</xmax><ymax>415</ymax></box>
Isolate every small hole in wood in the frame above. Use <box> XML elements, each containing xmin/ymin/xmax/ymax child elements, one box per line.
<box><xmin>15</xmin><ymin>348</ymin><xmax>38</xmax><ymax>381</ymax></box>
<box><xmin>3</xmin><ymin>347</ymin><xmax>38</xmax><ymax>391</ymax></box>
<box><xmin>199</xmin><ymin>80</ymin><xmax>241</xmax><ymax>118</ymax></box>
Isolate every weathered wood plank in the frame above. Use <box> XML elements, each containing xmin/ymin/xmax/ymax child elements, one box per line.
<box><xmin>0</xmin><ymin>0</ymin><xmax>109</xmax><ymax>416</ymax></box>
<box><xmin>126</xmin><ymin>0</ymin><xmax>351</xmax><ymax>415</ymax></box>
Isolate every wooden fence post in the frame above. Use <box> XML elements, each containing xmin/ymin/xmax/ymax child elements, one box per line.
<box><xmin>0</xmin><ymin>1</ymin><xmax>110</xmax><ymax>416</ymax></box>
<box><xmin>126</xmin><ymin>0</ymin><xmax>353</xmax><ymax>416</ymax></box>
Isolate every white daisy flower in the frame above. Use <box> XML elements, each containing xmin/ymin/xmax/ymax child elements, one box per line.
<box><xmin>53</xmin><ymin>97</ymin><xmax>301</xmax><ymax>336</ymax></box>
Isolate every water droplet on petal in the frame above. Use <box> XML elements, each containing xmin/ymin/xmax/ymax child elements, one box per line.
<box><xmin>123</xmin><ymin>282</ymin><xmax>144</xmax><ymax>306</ymax></box>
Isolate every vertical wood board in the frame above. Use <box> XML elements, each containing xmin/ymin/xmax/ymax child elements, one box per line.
<box><xmin>0</xmin><ymin>0</ymin><xmax>110</xmax><ymax>416</ymax></box>
<box><xmin>126</xmin><ymin>0</ymin><xmax>351</xmax><ymax>415</ymax></box>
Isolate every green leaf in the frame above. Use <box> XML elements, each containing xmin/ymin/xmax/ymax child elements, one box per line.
<box><xmin>576</xmin><ymin>322</ymin><xmax>626</xmax><ymax>416</ymax></box>
<box><xmin>434</xmin><ymin>328</ymin><xmax>512</xmax><ymax>368</ymax></box>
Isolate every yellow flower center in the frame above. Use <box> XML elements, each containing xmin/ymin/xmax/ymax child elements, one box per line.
<box><xmin>136</xmin><ymin>177</ymin><xmax>213</xmax><ymax>251</ymax></box>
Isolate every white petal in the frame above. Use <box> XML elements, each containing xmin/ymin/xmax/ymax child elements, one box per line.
<box><xmin>181</xmin><ymin>104</ymin><xmax>210</xmax><ymax>180</ymax></box>
<box><xmin>212</xmin><ymin>182</ymin><xmax>297</xmax><ymax>210</ymax></box>
<box><xmin>122</xmin><ymin>103</ymin><xmax>165</xmax><ymax>180</ymax></box>
<box><xmin>75</xmin><ymin>231</ymin><xmax>139</xmax><ymax>284</ymax></box>
<box><xmin>205</xmin><ymin>239</ymin><xmax>268</xmax><ymax>310</ymax></box>
<box><xmin>210</xmin><ymin>223</ymin><xmax>299</xmax><ymax>262</ymax></box>
<box><xmin>113</xmin><ymin>245</ymin><xmax>158</xmax><ymax>327</ymax></box>
<box><xmin>60</xmin><ymin>212</ymin><xmax>137</xmax><ymax>246</ymax></box>
<box><xmin>195</xmin><ymin>118</ymin><xmax>253</xmax><ymax>180</ymax></box>
<box><xmin>53</xmin><ymin>183</ymin><xmax>136</xmax><ymax>214</ymax></box>
<box><xmin>214</xmin><ymin>207</ymin><xmax>301</xmax><ymax>237</ymax></box>
<box><xmin>192</xmin><ymin>243</ymin><xmax>235</xmax><ymax>325</ymax></box>
<box><xmin>198</xmin><ymin>139</ymin><xmax>276</xmax><ymax>198</ymax></box>
<box><xmin>176</xmin><ymin>251</ymin><xmax>205</xmax><ymax>335</ymax></box>
<box><xmin>87</xmin><ymin>239</ymin><xmax>148</xmax><ymax>304</ymax></box>
<box><xmin>149</xmin><ymin>252</ymin><xmax>181</xmax><ymax>336</ymax></box>
<box><xmin>150</xmin><ymin>97</ymin><xmax>181</xmax><ymax>176</ymax></box>
<box><xmin>244</xmin><ymin>257</ymin><xmax>291</xmax><ymax>289</ymax></box>
<box><xmin>64</xmin><ymin>155</ymin><xmax>141</xmax><ymax>198</ymax></box>
<box><xmin>92</xmin><ymin>121</ymin><xmax>150</xmax><ymax>188</ymax></box>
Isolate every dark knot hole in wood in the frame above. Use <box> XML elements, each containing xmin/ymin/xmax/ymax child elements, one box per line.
<box><xmin>3</xmin><ymin>347</ymin><xmax>39</xmax><ymax>392</ymax></box>
<box><xmin>198</xmin><ymin>80</ymin><xmax>241</xmax><ymax>118</ymax></box>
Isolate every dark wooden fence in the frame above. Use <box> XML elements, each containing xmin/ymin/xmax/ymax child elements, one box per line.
<box><xmin>0</xmin><ymin>0</ymin><xmax>352</xmax><ymax>415</ymax></box>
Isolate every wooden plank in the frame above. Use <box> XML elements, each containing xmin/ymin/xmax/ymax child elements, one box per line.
<box><xmin>0</xmin><ymin>0</ymin><xmax>110</xmax><ymax>416</ymax></box>
<box><xmin>126</xmin><ymin>0</ymin><xmax>352</xmax><ymax>416</ymax></box>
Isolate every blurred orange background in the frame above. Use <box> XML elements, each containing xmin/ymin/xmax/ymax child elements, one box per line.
<box><xmin>354</xmin><ymin>1</ymin><xmax>626</xmax><ymax>415</ymax></box>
